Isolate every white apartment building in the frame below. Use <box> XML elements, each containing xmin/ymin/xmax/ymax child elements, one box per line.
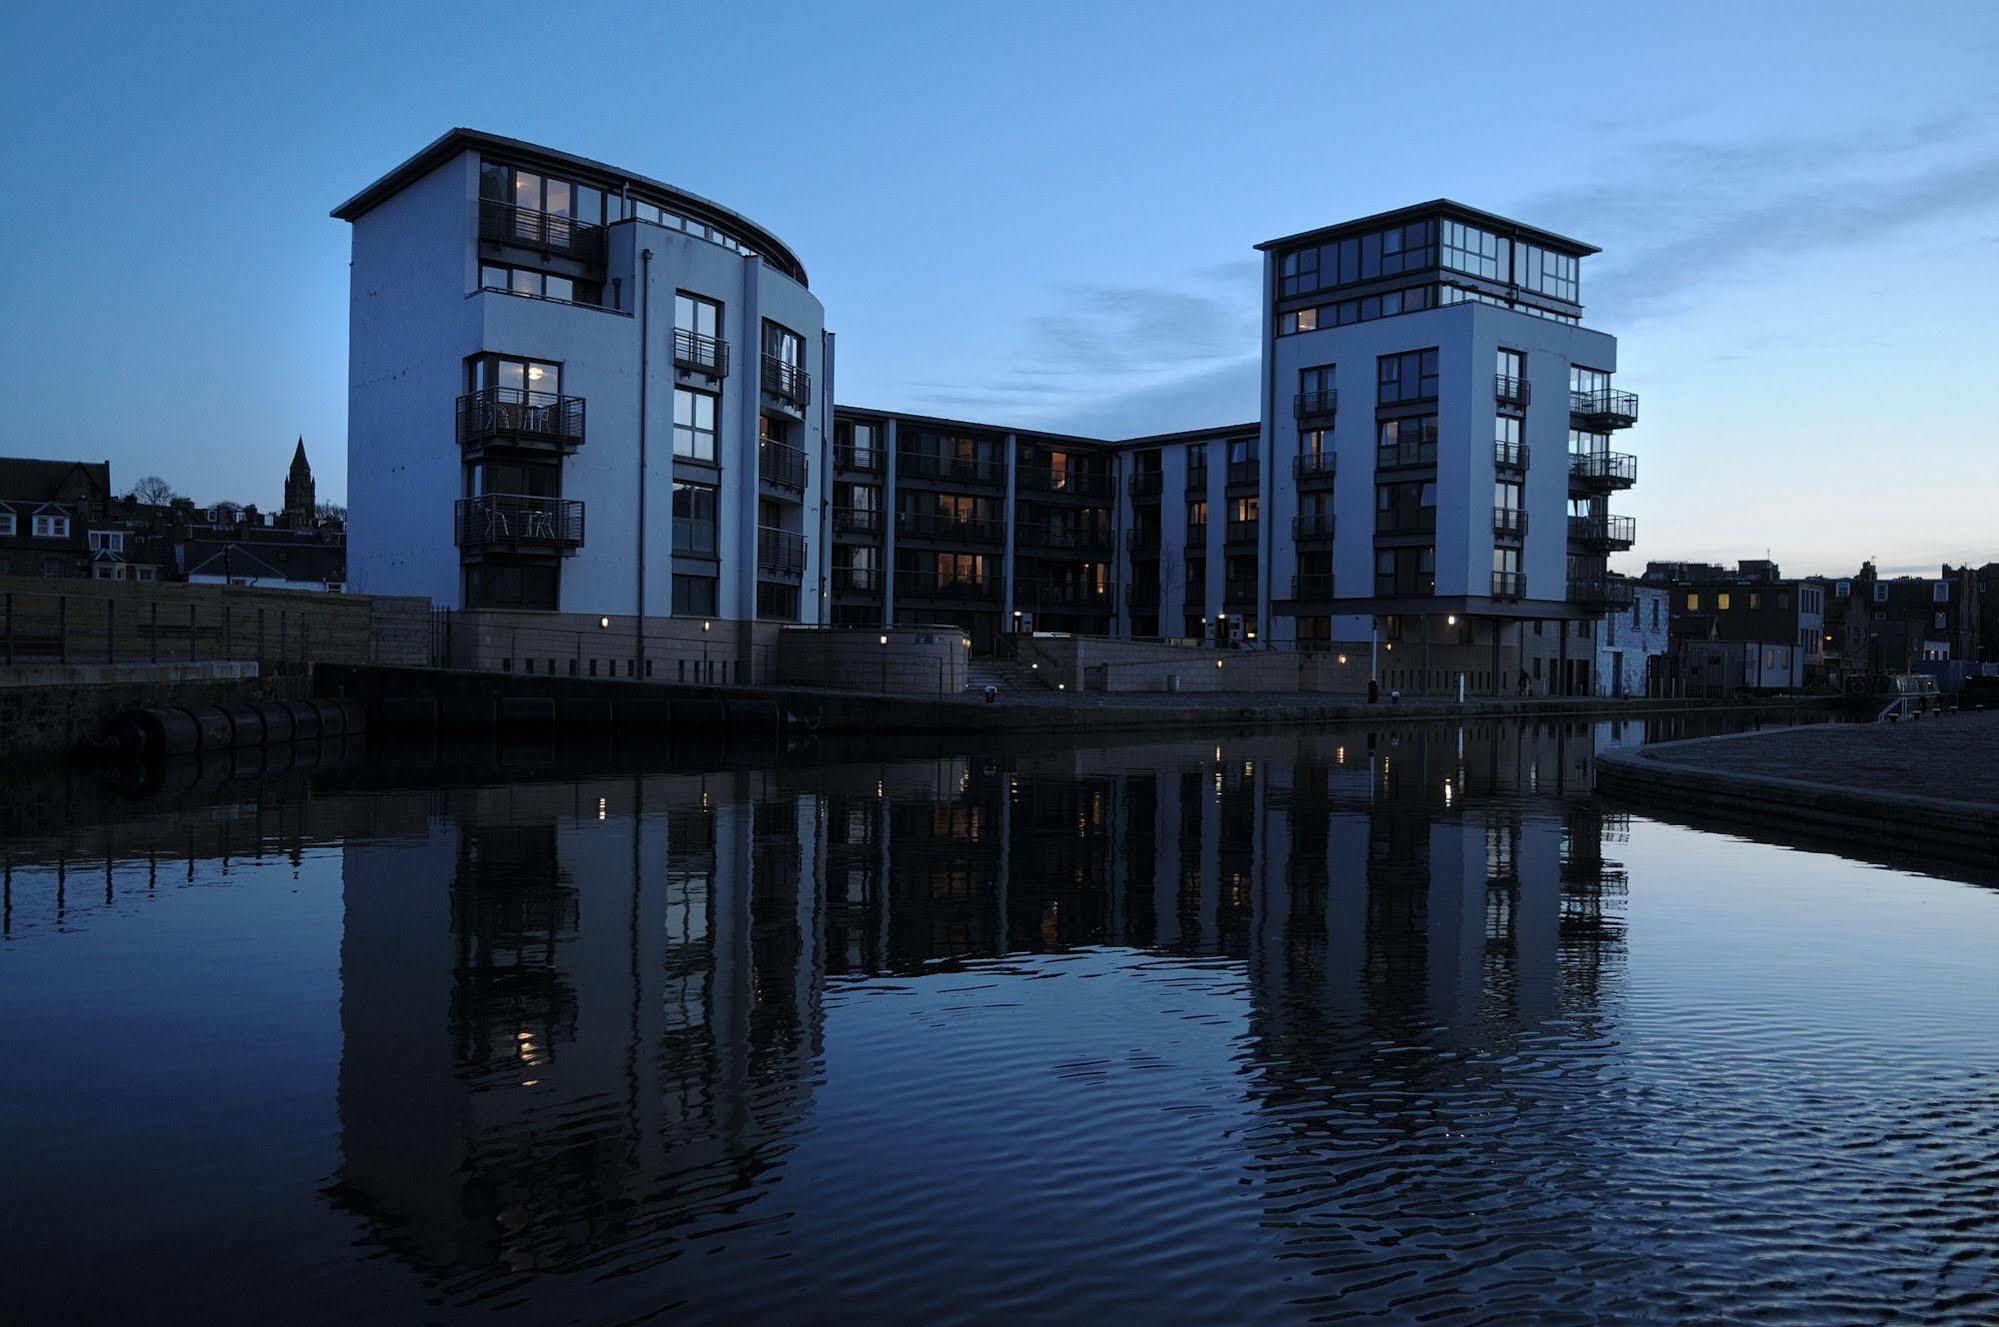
<box><xmin>335</xmin><ymin>129</ymin><xmax>831</xmax><ymax>624</ymax></box>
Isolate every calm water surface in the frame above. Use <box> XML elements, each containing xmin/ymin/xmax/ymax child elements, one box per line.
<box><xmin>3</xmin><ymin>716</ymin><xmax>1995</xmax><ymax>1325</ymax></box>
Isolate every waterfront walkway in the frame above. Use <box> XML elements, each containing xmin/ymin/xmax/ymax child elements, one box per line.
<box><xmin>1596</xmin><ymin>711</ymin><xmax>1999</xmax><ymax>862</ymax></box>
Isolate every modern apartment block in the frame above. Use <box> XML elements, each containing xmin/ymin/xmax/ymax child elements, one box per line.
<box><xmin>334</xmin><ymin>129</ymin><xmax>831</xmax><ymax>623</ymax></box>
<box><xmin>337</xmin><ymin>136</ymin><xmax>1639</xmax><ymax>680</ymax></box>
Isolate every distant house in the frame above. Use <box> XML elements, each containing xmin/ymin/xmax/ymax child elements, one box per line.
<box><xmin>0</xmin><ymin>457</ymin><xmax>115</xmax><ymax>580</ymax></box>
<box><xmin>183</xmin><ymin>528</ymin><xmax>346</xmax><ymax>592</ymax></box>
<box><xmin>1652</xmin><ymin>559</ymin><xmax>1826</xmax><ymax>690</ymax></box>
<box><xmin>1592</xmin><ymin>582</ymin><xmax>1670</xmax><ymax>697</ymax></box>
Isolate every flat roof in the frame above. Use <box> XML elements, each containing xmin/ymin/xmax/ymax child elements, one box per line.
<box><xmin>835</xmin><ymin>405</ymin><xmax>1257</xmax><ymax>451</ymax></box>
<box><xmin>329</xmin><ymin>128</ymin><xmax>807</xmax><ymax>285</ymax></box>
<box><xmin>1257</xmin><ymin>198</ymin><xmax>1599</xmax><ymax>258</ymax></box>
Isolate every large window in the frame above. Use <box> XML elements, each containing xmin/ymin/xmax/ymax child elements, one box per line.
<box><xmin>672</xmin><ymin>573</ymin><xmax>717</xmax><ymax>615</ymax></box>
<box><xmin>470</xmin><ymin>354</ymin><xmax>560</xmax><ymax>398</ymax></box>
<box><xmin>1443</xmin><ymin>220</ymin><xmax>1509</xmax><ymax>280</ymax></box>
<box><xmin>763</xmin><ymin>320</ymin><xmax>802</xmax><ymax>366</ymax></box>
<box><xmin>672</xmin><ymin>480</ymin><xmax>717</xmax><ymax>556</ymax></box>
<box><xmin>32</xmin><ymin>511</ymin><xmax>71</xmax><ymax>539</ymax></box>
<box><xmin>1278</xmin><ymin>218</ymin><xmax>1437</xmax><ymax>298</ymax></box>
<box><xmin>1519</xmin><ymin>244</ymin><xmax>1579</xmax><ymax>302</ymax></box>
<box><xmin>675</xmin><ymin>291</ymin><xmax>721</xmax><ymax>341</ymax></box>
<box><xmin>478</xmin><ymin>263</ymin><xmax>594</xmax><ymax>305</ymax></box>
<box><xmin>1299</xmin><ymin>363</ymin><xmax>1335</xmax><ymax>396</ymax></box>
<box><xmin>466</xmin><ymin>563</ymin><xmax>558</xmax><ymax>610</ymax></box>
<box><xmin>1377</xmin><ymin>349</ymin><xmax>1439</xmax><ymax>404</ymax></box>
<box><xmin>674</xmin><ymin>387</ymin><xmax>718</xmax><ymax>462</ymax></box>
<box><xmin>466</xmin><ymin>458</ymin><xmax>559</xmax><ymax>497</ymax></box>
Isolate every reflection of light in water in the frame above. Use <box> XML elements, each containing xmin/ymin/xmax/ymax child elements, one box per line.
<box><xmin>1443</xmin><ymin>782</ymin><xmax>1453</xmax><ymax>807</ymax></box>
<box><xmin>597</xmin><ymin>798</ymin><xmax>607</xmax><ymax>821</ymax></box>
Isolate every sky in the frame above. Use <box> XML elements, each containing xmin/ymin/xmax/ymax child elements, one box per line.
<box><xmin>2</xmin><ymin>0</ymin><xmax>1995</xmax><ymax>577</ymax></box>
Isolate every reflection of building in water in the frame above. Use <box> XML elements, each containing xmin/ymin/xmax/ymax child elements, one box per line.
<box><xmin>332</xmin><ymin>775</ymin><xmax>824</xmax><ymax>1278</ymax></box>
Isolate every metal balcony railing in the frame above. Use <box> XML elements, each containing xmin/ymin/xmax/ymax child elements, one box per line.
<box><xmin>453</xmin><ymin>494</ymin><xmax>585</xmax><ymax>551</ymax></box>
<box><xmin>1494</xmin><ymin>439</ymin><xmax>1531</xmax><ymax>471</ymax></box>
<box><xmin>1568</xmin><ymin>450</ymin><xmax>1638</xmax><ymax>487</ymax></box>
<box><xmin>1377</xmin><ymin>440</ymin><xmax>1439</xmax><ymax>469</ymax></box>
<box><xmin>1223</xmin><ymin>578</ymin><xmax>1259</xmax><ymax>604</ymax></box>
<box><xmin>1495</xmin><ymin>374</ymin><xmax>1531</xmax><ymax>406</ymax></box>
<box><xmin>834</xmin><ymin>444</ymin><xmax>882</xmax><ymax>473</ymax></box>
<box><xmin>1294</xmin><ymin>451</ymin><xmax>1336</xmax><ymax>483</ymax></box>
<box><xmin>1184</xmin><ymin>522</ymin><xmax>1208</xmax><ymax>548</ymax></box>
<box><xmin>1186</xmin><ymin>465</ymin><xmax>1208</xmax><ymax>492</ymax></box>
<box><xmin>1127</xmin><ymin>526</ymin><xmax>1161</xmax><ymax>552</ymax></box>
<box><xmin>1018</xmin><ymin>465</ymin><xmax>1112</xmax><ymax>498</ymax></box>
<box><xmin>456</xmin><ymin>386</ymin><xmax>586</xmax><ymax>450</ymax></box>
<box><xmin>1493</xmin><ymin>506</ymin><xmax>1527</xmax><ymax>538</ymax></box>
<box><xmin>756</xmin><ymin>526</ymin><xmax>807</xmax><ymax>577</ymax></box>
<box><xmin>673</xmin><ymin>328</ymin><xmax>729</xmax><ymax>377</ymax></box>
<box><xmin>760</xmin><ymin>439</ymin><xmax>808</xmax><ymax>493</ymax></box>
<box><xmin>896</xmin><ymin>452</ymin><xmax>1005</xmax><ymax>486</ymax></box>
<box><xmin>1224</xmin><ymin>519</ymin><xmax>1259</xmax><ymax>546</ymax></box>
<box><xmin>894</xmin><ymin>572</ymin><xmax>997</xmax><ymax>601</ymax></box>
<box><xmin>1291</xmin><ymin>573</ymin><xmax>1335</xmax><ymax>601</ymax></box>
<box><xmin>1570</xmin><ymin>388</ymin><xmax>1639</xmax><ymax>428</ymax></box>
<box><xmin>1021</xmin><ymin>525</ymin><xmax>1113</xmax><ymax>552</ymax></box>
<box><xmin>1293</xmin><ymin>513</ymin><xmax>1335</xmax><ymax>541</ymax></box>
<box><xmin>1569</xmin><ymin>576</ymin><xmax>1636</xmax><ymax>609</ymax></box>
<box><xmin>831</xmin><ymin>566</ymin><xmax>882</xmax><ymax>594</ymax></box>
<box><xmin>478</xmin><ymin>199</ymin><xmax>605</xmax><ymax>263</ymax></box>
<box><xmin>1125</xmin><ymin>582</ymin><xmax>1161</xmax><ymax>607</ymax></box>
<box><xmin>896</xmin><ymin>512</ymin><xmax>1004</xmax><ymax>543</ymax></box>
<box><xmin>1491</xmin><ymin>571</ymin><xmax>1526</xmax><ymax>599</ymax></box>
<box><xmin>761</xmin><ymin>355</ymin><xmax>812</xmax><ymax>408</ymax></box>
<box><xmin>1129</xmin><ymin>471</ymin><xmax>1163</xmax><ymax>498</ymax></box>
<box><xmin>1376</xmin><ymin>509</ymin><xmax>1438</xmax><ymax>536</ymax></box>
<box><xmin>831</xmin><ymin>507</ymin><xmax>882</xmax><ymax>535</ymax></box>
<box><xmin>1294</xmin><ymin>388</ymin><xmax>1338</xmax><ymax>420</ymax></box>
<box><xmin>1568</xmin><ymin>513</ymin><xmax>1637</xmax><ymax>549</ymax></box>
<box><xmin>1021</xmin><ymin>581</ymin><xmax>1111</xmax><ymax>610</ymax></box>
<box><xmin>1226</xmin><ymin>460</ymin><xmax>1260</xmax><ymax>487</ymax></box>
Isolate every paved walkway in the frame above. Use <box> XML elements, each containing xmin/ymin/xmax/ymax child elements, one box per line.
<box><xmin>1640</xmin><ymin>711</ymin><xmax>1999</xmax><ymax>808</ymax></box>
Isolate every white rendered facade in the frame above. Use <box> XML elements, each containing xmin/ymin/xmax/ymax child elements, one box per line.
<box><xmin>337</xmin><ymin>130</ymin><xmax>830</xmax><ymax>623</ymax></box>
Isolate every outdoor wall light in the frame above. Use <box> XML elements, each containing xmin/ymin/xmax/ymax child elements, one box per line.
<box><xmin>702</xmin><ymin>620</ymin><xmax>711</xmax><ymax>631</ymax></box>
<box><xmin>1247</xmin><ymin>630</ymin><xmax>1257</xmax><ymax>641</ymax></box>
<box><xmin>879</xmin><ymin>634</ymin><xmax>889</xmax><ymax>645</ymax></box>
<box><xmin>1447</xmin><ymin>614</ymin><xmax>1457</xmax><ymax>626</ymax></box>
<box><xmin>1216</xmin><ymin>660</ymin><xmax>1224</xmax><ymax>669</ymax></box>
<box><xmin>1339</xmin><ymin>654</ymin><xmax>1349</xmax><ymax>664</ymax></box>
<box><xmin>599</xmin><ymin>616</ymin><xmax>610</xmax><ymax>628</ymax></box>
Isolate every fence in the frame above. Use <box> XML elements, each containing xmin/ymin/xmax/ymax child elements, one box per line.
<box><xmin>0</xmin><ymin>578</ymin><xmax>431</xmax><ymax>670</ymax></box>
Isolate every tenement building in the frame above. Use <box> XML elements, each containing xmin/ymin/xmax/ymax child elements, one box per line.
<box><xmin>338</xmin><ymin>135</ymin><xmax>1639</xmax><ymax>686</ymax></box>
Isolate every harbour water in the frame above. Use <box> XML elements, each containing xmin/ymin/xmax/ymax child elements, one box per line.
<box><xmin>3</xmin><ymin>715</ymin><xmax>1995</xmax><ymax>1325</ymax></box>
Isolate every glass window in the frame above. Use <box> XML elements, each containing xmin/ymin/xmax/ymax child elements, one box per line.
<box><xmin>674</xmin><ymin>387</ymin><xmax>718</xmax><ymax>461</ymax></box>
<box><xmin>672</xmin><ymin>480</ymin><xmax>717</xmax><ymax>556</ymax></box>
<box><xmin>672</xmin><ymin>573</ymin><xmax>718</xmax><ymax>615</ymax></box>
<box><xmin>676</xmin><ymin>291</ymin><xmax>722</xmax><ymax>339</ymax></box>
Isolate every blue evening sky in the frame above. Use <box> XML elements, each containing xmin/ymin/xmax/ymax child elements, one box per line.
<box><xmin>2</xmin><ymin>1</ymin><xmax>1994</xmax><ymax>575</ymax></box>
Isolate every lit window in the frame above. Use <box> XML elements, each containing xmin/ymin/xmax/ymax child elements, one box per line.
<box><xmin>1717</xmin><ymin>593</ymin><xmax>1731</xmax><ymax>611</ymax></box>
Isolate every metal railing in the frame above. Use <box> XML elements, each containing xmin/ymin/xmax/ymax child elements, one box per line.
<box><xmin>456</xmin><ymin>386</ymin><xmax>586</xmax><ymax>450</ymax></box>
<box><xmin>1223</xmin><ymin>578</ymin><xmax>1259</xmax><ymax>604</ymax></box>
<box><xmin>1293</xmin><ymin>513</ymin><xmax>1335</xmax><ymax>541</ymax></box>
<box><xmin>831</xmin><ymin>507</ymin><xmax>882</xmax><ymax>536</ymax></box>
<box><xmin>1568</xmin><ymin>513</ymin><xmax>1637</xmax><ymax>548</ymax></box>
<box><xmin>1018</xmin><ymin>465</ymin><xmax>1113</xmax><ymax>498</ymax></box>
<box><xmin>1569</xmin><ymin>450</ymin><xmax>1638</xmax><ymax>486</ymax></box>
<box><xmin>1570</xmin><ymin>388</ymin><xmax>1639</xmax><ymax>427</ymax></box>
<box><xmin>1294</xmin><ymin>451</ymin><xmax>1336</xmax><ymax>482</ymax></box>
<box><xmin>1491</xmin><ymin>571</ymin><xmax>1527</xmax><ymax>599</ymax></box>
<box><xmin>1294</xmin><ymin>388</ymin><xmax>1339</xmax><ymax>420</ymax></box>
<box><xmin>1569</xmin><ymin>576</ymin><xmax>1635</xmax><ymax>609</ymax></box>
<box><xmin>672</xmin><ymin>328</ymin><xmax>729</xmax><ymax>378</ymax></box>
<box><xmin>453</xmin><ymin>495</ymin><xmax>585</xmax><ymax>550</ymax></box>
<box><xmin>1291</xmin><ymin>573</ymin><xmax>1335</xmax><ymax>601</ymax></box>
<box><xmin>1125</xmin><ymin>582</ymin><xmax>1160</xmax><ymax>606</ymax></box>
<box><xmin>1377</xmin><ymin>440</ymin><xmax>1439</xmax><ymax>469</ymax></box>
<box><xmin>1495</xmin><ymin>374</ymin><xmax>1531</xmax><ymax>406</ymax></box>
<box><xmin>1376</xmin><ymin>509</ymin><xmax>1437</xmax><ymax>535</ymax></box>
<box><xmin>896</xmin><ymin>451</ymin><xmax>1005</xmax><ymax>486</ymax></box>
<box><xmin>1494</xmin><ymin>439</ymin><xmax>1530</xmax><ymax>471</ymax></box>
<box><xmin>759</xmin><ymin>439</ymin><xmax>808</xmax><ymax>493</ymax></box>
<box><xmin>1020</xmin><ymin>525</ymin><xmax>1113</xmax><ymax>551</ymax></box>
<box><xmin>1126</xmin><ymin>527</ymin><xmax>1161</xmax><ymax>552</ymax></box>
<box><xmin>894</xmin><ymin>572</ymin><xmax>997</xmax><ymax>601</ymax></box>
<box><xmin>835</xmin><ymin>445</ymin><xmax>882</xmax><ymax>473</ymax></box>
<box><xmin>1224</xmin><ymin>519</ymin><xmax>1260</xmax><ymax>546</ymax></box>
<box><xmin>1226</xmin><ymin>460</ymin><xmax>1260</xmax><ymax>487</ymax></box>
<box><xmin>1493</xmin><ymin>506</ymin><xmax>1528</xmax><ymax>538</ymax></box>
<box><xmin>1019</xmin><ymin>580</ymin><xmax>1112</xmax><ymax>610</ymax></box>
<box><xmin>1185</xmin><ymin>521</ymin><xmax>1209</xmax><ymax>548</ymax></box>
<box><xmin>478</xmin><ymin>199</ymin><xmax>606</xmax><ymax>263</ymax></box>
<box><xmin>896</xmin><ymin>512</ymin><xmax>1004</xmax><ymax>543</ymax></box>
<box><xmin>831</xmin><ymin>566</ymin><xmax>882</xmax><ymax>594</ymax></box>
<box><xmin>1186</xmin><ymin>466</ymin><xmax>1208</xmax><ymax>493</ymax></box>
<box><xmin>761</xmin><ymin>356</ymin><xmax>812</xmax><ymax>408</ymax></box>
<box><xmin>1129</xmin><ymin>471</ymin><xmax>1163</xmax><ymax>498</ymax></box>
<box><xmin>756</xmin><ymin>526</ymin><xmax>807</xmax><ymax>576</ymax></box>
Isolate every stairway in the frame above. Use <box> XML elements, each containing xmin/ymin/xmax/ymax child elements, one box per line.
<box><xmin>965</xmin><ymin>656</ymin><xmax>1050</xmax><ymax>696</ymax></box>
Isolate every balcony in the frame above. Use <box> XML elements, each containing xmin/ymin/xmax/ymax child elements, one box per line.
<box><xmin>1491</xmin><ymin>571</ymin><xmax>1527</xmax><ymax>599</ymax></box>
<box><xmin>672</xmin><ymin>329</ymin><xmax>729</xmax><ymax>378</ymax></box>
<box><xmin>757</xmin><ymin>526</ymin><xmax>807</xmax><ymax>577</ymax></box>
<box><xmin>1570</xmin><ymin>388</ymin><xmax>1639</xmax><ymax>430</ymax></box>
<box><xmin>1291</xmin><ymin>573</ymin><xmax>1335</xmax><ymax>602</ymax></box>
<box><xmin>1495</xmin><ymin>374</ymin><xmax>1531</xmax><ymax>407</ymax></box>
<box><xmin>896</xmin><ymin>451</ymin><xmax>1005</xmax><ymax>487</ymax></box>
<box><xmin>895</xmin><ymin>572</ymin><xmax>996</xmax><ymax>602</ymax></box>
<box><xmin>1129</xmin><ymin>471</ymin><xmax>1163</xmax><ymax>499</ymax></box>
<box><xmin>760</xmin><ymin>439</ymin><xmax>808</xmax><ymax>494</ymax></box>
<box><xmin>1493</xmin><ymin>506</ymin><xmax>1528</xmax><ymax>539</ymax></box>
<box><xmin>1019</xmin><ymin>465</ymin><xmax>1112</xmax><ymax>499</ymax></box>
<box><xmin>1568</xmin><ymin>513</ymin><xmax>1637</xmax><ymax>550</ymax></box>
<box><xmin>832</xmin><ymin>566</ymin><xmax>883</xmax><ymax>594</ymax></box>
<box><xmin>1293</xmin><ymin>513</ymin><xmax>1335</xmax><ymax>543</ymax></box>
<box><xmin>1125</xmin><ymin>582</ymin><xmax>1161</xmax><ymax>608</ymax></box>
<box><xmin>1376</xmin><ymin>509</ymin><xmax>1437</xmax><ymax>537</ymax></box>
<box><xmin>1494</xmin><ymin>439</ymin><xmax>1530</xmax><ymax>472</ymax></box>
<box><xmin>453</xmin><ymin>494</ymin><xmax>584</xmax><ymax>554</ymax></box>
<box><xmin>1225</xmin><ymin>519</ymin><xmax>1260</xmax><ymax>547</ymax></box>
<box><xmin>1294</xmin><ymin>451</ymin><xmax>1336</xmax><ymax>485</ymax></box>
<box><xmin>1376</xmin><ymin>439</ymin><xmax>1438</xmax><ymax>470</ymax></box>
<box><xmin>832</xmin><ymin>506</ymin><xmax>882</xmax><ymax>536</ymax></box>
<box><xmin>1570</xmin><ymin>576</ymin><xmax>1636</xmax><ymax>610</ymax></box>
<box><xmin>835</xmin><ymin>444</ymin><xmax>882</xmax><ymax>473</ymax></box>
<box><xmin>456</xmin><ymin>386</ymin><xmax>586</xmax><ymax>455</ymax></box>
<box><xmin>1184</xmin><ymin>521</ymin><xmax>1208</xmax><ymax>548</ymax></box>
<box><xmin>1223</xmin><ymin>577</ymin><xmax>1259</xmax><ymax>604</ymax></box>
<box><xmin>1021</xmin><ymin>525</ymin><xmax>1113</xmax><ymax>552</ymax></box>
<box><xmin>1374</xmin><ymin>573</ymin><xmax>1436</xmax><ymax>598</ymax></box>
<box><xmin>1186</xmin><ymin>466</ymin><xmax>1209</xmax><ymax>493</ymax></box>
<box><xmin>897</xmin><ymin>512</ymin><xmax>1004</xmax><ymax>543</ymax></box>
<box><xmin>1226</xmin><ymin>460</ymin><xmax>1260</xmax><ymax>489</ymax></box>
<box><xmin>1127</xmin><ymin>526</ymin><xmax>1161</xmax><ymax>553</ymax></box>
<box><xmin>478</xmin><ymin>199</ymin><xmax>605</xmax><ymax>264</ymax></box>
<box><xmin>1021</xmin><ymin>580</ymin><xmax>1111</xmax><ymax>612</ymax></box>
<box><xmin>761</xmin><ymin>356</ymin><xmax>812</xmax><ymax>409</ymax></box>
<box><xmin>1568</xmin><ymin>450</ymin><xmax>1638</xmax><ymax>489</ymax></box>
<box><xmin>1294</xmin><ymin>388</ymin><xmax>1338</xmax><ymax>421</ymax></box>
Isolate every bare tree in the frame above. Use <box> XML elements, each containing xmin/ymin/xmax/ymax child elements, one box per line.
<box><xmin>315</xmin><ymin>500</ymin><xmax>347</xmax><ymax>524</ymax></box>
<box><xmin>128</xmin><ymin>474</ymin><xmax>177</xmax><ymax>506</ymax></box>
